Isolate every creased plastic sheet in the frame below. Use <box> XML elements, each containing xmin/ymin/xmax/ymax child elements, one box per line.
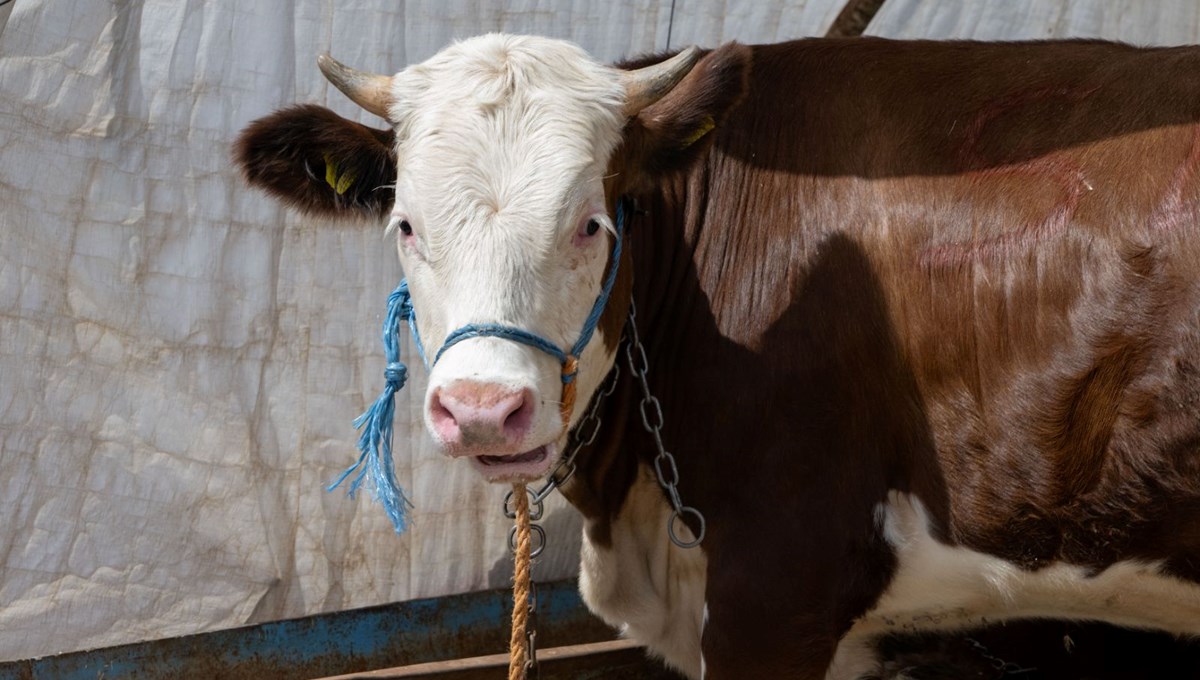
<box><xmin>0</xmin><ymin>0</ymin><xmax>844</xmax><ymax>662</ymax></box>
<box><xmin>867</xmin><ymin>0</ymin><xmax>1200</xmax><ymax>44</ymax></box>
<box><xmin>0</xmin><ymin>2</ymin><xmax>11</xmax><ymax>41</ymax></box>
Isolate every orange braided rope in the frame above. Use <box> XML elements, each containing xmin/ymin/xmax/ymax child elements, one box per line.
<box><xmin>508</xmin><ymin>482</ymin><xmax>532</xmax><ymax>680</ymax></box>
<box><xmin>511</xmin><ymin>361</ymin><xmax>577</xmax><ymax>678</ymax></box>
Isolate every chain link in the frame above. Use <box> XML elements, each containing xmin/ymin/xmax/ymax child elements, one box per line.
<box><xmin>523</xmin><ymin>581</ymin><xmax>540</xmax><ymax>680</ymax></box>
<box><xmin>502</xmin><ymin>353</ymin><xmax>617</xmax><ymax>680</ymax></box>
<box><xmin>964</xmin><ymin>638</ymin><xmax>1038</xmax><ymax>677</ymax></box>
<box><xmin>502</xmin><ymin>302</ymin><xmax>705</xmax><ymax>551</ymax></box>
<box><xmin>504</xmin><ymin>361</ymin><xmax>618</xmax><ymax>550</ymax></box>
<box><xmin>499</xmin><ymin>298</ymin><xmax>705</xmax><ymax>680</ymax></box>
<box><xmin>624</xmin><ymin>300</ymin><xmax>706</xmax><ymax>549</ymax></box>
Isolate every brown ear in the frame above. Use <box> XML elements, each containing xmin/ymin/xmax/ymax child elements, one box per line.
<box><xmin>234</xmin><ymin>104</ymin><xmax>396</xmax><ymax>220</ymax></box>
<box><xmin>619</xmin><ymin>43</ymin><xmax>751</xmax><ymax>188</ymax></box>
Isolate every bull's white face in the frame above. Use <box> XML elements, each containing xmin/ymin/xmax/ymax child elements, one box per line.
<box><xmin>239</xmin><ymin>35</ymin><xmax>709</xmax><ymax>483</ymax></box>
<box><xmin>385</xmin><ymin>35</ymin><xmax>627</xmax><ymax>481</ymax></box>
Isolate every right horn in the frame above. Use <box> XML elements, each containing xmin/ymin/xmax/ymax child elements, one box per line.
<box><xmin>317</xmin><ymin>53</ymin><xmax>394</xmax><ymax>119</ymax></box>
<box><xmin>620</xmin><ymin>46</ymin><xmax>703</xmax><ymax>116</ymax></box>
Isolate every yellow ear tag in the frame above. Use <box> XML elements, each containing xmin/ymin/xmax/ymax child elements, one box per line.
<box><xmin>680</xmin><ymin>116</ymin><xmax>716</xmax><ymax>148</ymax></box>
<box><xmin>323</xmin><ymin>154</ymin><xmax>357</xmax><ymax>195</ymax></box>
<box><xmin>324</xmin><ymin>154</ymin><xmax>339</xmax><ymax>188</ymax></box>
<box><xmin>335</xmin><ymin>167</ymin><xmax>357</xmax><ymax>195</ymax></box>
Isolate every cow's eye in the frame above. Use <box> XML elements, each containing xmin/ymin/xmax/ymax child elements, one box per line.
<box><xmin>398</xmin><ymin>220</ymin><xmax>413</xmax><ymax>236</ymax></box>
<box><xmin>585</xmin><ymin>219</ymin><xmax>600</xmax><ymax>236</ymax></box>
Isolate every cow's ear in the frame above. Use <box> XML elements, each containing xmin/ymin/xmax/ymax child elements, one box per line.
<box><xmin>620</xmin><ymin>43</ymin><xmax>751</xmax><ymax>188</ymax></box>
<box><xmin>235</xmin><ymin>104</ymin><xmax>396</xmax><ymax>220</ymax></box>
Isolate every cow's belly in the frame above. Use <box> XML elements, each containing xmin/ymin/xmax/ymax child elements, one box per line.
<box><xmin>828</xmin><ymin>491</ymin><xmax>1200</xmax><ymax>680</ymax></box>
<box><xmin>579</xmin><ymin>483</ymin><xmax>1200</xmax><ymax>680</ymax></box>
<box><xmin>578</xmin><ymin>465</ymin><xmax>708</xmax><ymax>679</ymax></box>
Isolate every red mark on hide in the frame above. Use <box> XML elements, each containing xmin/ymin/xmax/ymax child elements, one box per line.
<box><xmin>921</xmin><ymin>155</ymin><xmax>1089</xmax><ymax>269</ymax></box>
<box><xmin>921</xmin><ymin>86</ymin><xmax>1100</xmax><ymax>268</ymax></box>
<box><xmin>959</xmin><ymin>85</ymin><xmax>1100</xmax><ymax>170</ymax></box>
<box><xmin>1148</xmin><ymin>124</ymin><xmax>1200</xmax><ymax>236</ymax></box>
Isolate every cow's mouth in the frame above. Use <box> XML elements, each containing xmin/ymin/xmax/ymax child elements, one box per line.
<box><xmin>469</xmin><ymin>444</ymin><xmax>555</xmax><ymax>481</ymax></box>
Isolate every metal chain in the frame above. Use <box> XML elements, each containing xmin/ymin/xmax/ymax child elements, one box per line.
<box><xmin>503</xmin><ymin>360</ymin><xmax>619</xmax><ymax>554</ymax></box>
<box><xmin>502</xmin><ymin>302</ymin><xmax>705</xmax><ymax>550</ymax></box>
<box><xmin>498</xmin><ymin>298</ymin><xmax>705</xmax><ymax>679</ymax></box>
<box><xmin>523</xmin><ymin>581</ymin><xmax>540</xmax><ymax>680</ymax></box>
<box><xmin>624</xmin><ymin>300</ymin><xmax>706</xmax><ymax>549</ymax></box>
<box><xmin>501</xmin><ymin>354</ymin><xmax>618</xmax><ymax>680</ymax></box>
<box><xmin>964</xmin><ymin>637</ymin><xmax>1039</xmax><ymax>678</ymax></box>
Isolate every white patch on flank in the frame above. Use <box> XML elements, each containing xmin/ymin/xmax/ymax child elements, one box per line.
<box><xmin>381</xmin><ymin>34</ymin><xmax>629</xmax><ymax>458</ymax></box>
<box><xmin>830</xmin><ymin>491</ymin><xmax>1200</xmax><ymax>680</ymax></box>
<box><xmin>825</xmin><ymin>633</ymin><xmax>880</xmax><ymax>680</ymax></box>
<box><xmin>579</xmin><ymin>465</ymin><xmax>708</xmax><ymax>679</ymax></box>
<box><xmin>573</xmin><ymin>482</ymin><xmax>1200</xmax><ymax>680</ymax></box>
<box><xmin>700</xmin><ymin>602</ymin><xmax>709</xmax><ymax>679</ymax></box>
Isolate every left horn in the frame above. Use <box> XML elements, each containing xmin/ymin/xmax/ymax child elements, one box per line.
<box><xmin>317</xmin><ymin>53</ymin><xmax>394</xmax><ymax>119</ymax></box>
<box><xmin>621</xmin><ymin>46</ymin><xmax>703</xmax><ymax>116</ymax></box>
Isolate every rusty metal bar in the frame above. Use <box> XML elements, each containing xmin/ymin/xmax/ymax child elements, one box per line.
<box><xmin>316</xmin><ymin>640</ymin><xmax>683</xmax><ymax>680</ymax></box>
<box><xmin>0</xmin><ymin>581</ymin><xmax>616</xmax><ymax>680</ymax></box>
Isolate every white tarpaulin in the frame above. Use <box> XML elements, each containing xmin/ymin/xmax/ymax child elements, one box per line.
<box><xmin>867</xmin><ymin>0</ymin><xmax>1200</xmax><ymax>44</ymax></box>
<box><xmin>0</xmin><ymin>0</ymin><xmax>844</xmax><ymax>660</ymax></box>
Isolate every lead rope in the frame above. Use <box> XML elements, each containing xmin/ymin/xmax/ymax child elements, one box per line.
<box><xmin>509</xmin><ymin>482</ymin><xmax>532</xmax><ymax>680</ymax></box>
<box><xmin>502</xmin><ymin>305</ymin><xmax>708</xmax><ymax>679</ymax></box>
<box><xmin>507</xmin><ymin>353</ymin><xmax>578</xmax><ymax>679</ymax></box>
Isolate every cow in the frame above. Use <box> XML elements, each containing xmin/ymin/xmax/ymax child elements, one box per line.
<box><xmin>235</xmin><ymin>33</ymin><xmax>1200</xmax><ymax>679</ymax></box>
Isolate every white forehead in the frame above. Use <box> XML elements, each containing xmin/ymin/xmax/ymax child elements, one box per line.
<box><xmin>385</xmin><ymin>35</ymin><xmax>626</xmax><ymax>233</ymax></box>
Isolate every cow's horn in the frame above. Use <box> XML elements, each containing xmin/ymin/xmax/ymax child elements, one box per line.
<box><xmin>317</xmin><ymin>53</ymin><xmax>394</xmax><ymax>119</ymax></box>
<box><xmin>621</xmin><ymin>46</ymin><xmax>703</xmax><ymax>116</ymax></box>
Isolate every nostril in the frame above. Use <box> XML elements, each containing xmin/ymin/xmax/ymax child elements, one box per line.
<box><xmin>501</xmin><ymin>389</ymin><xmax>535</xmax><ymax>439</ymax></box>
<box><xmin>432</xmin><ymin>382</ymin><xmax>536</xmax><ymax>448</ymax></box>
<box><xmin>429</xmin><ymin>389</ymin><xmax>460</xmax><ymax>441</ymax></box>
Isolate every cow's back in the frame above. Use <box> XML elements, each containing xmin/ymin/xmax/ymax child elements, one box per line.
<box><xmin>635</xmin><ymin>36</ymin><xmax>1200</xmax><ymax>623</ymax></box>
<box><xmin>710</xmin><ymin>38</ymin><xmax>1200</xmax><ymax>575</ymax></box>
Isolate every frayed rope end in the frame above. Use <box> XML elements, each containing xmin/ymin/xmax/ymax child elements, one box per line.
<box><xmin>328</xmin><ymin>280</ymin><xmax>418</xmax><ymax>535</ymax></box>
<box><xmin>327</xmin><ymin>381</ymin><xmax>414</xmax><ymax>534</ymax></box>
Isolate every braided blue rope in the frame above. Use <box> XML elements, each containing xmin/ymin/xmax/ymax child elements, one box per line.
<box><xmin>436</xmin><ymin>200</ymin><xmax>626</xmax><ymax>381</ymax></box>
<box><xmin>571</xmin><ymin>201</ymin><xmax>625</xmax><ymax>360</ymax></box>
<box><xmin>331</xmin><ymin>199</ymin><xmax>629</xmax><ymax>534</ymax></box>
<box><xmin>328</xmin><ymin>282</ymin><xmax>416</xmax><ymax>533</ymax></box>
<box><xmin>436</xmin><ymin>325</ymin><xmax>567</xmax><ymax>365</ymax></box>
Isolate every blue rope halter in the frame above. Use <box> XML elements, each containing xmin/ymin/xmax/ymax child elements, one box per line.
<box><xmin>330</xmin><ymin>198</ymin><xmax>630</xmax><ymax>533</ymax></box>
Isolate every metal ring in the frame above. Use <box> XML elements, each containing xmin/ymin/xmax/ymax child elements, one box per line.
<box><xmin>668</xmin><ymin>507</ymin><xmax>706</xmax><ymax>549</ymax></box>
<box><xmin>530</xmin><ymin>524</ymin><xmax>546</xmax><ymax>558</ymax></box>
<box><xmin>510</xmin><ymin>523</ymin><xmax>546</xmax><ymax>558</ymax></box>
<box><xmin>503</xmin><ymin>487</ymin><xmax>545</xmax><ymax>521</ymax></box>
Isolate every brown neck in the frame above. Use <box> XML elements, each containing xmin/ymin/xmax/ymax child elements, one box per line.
<box><xmin>558</xmin><ymin>175</ymin><xmax>707</xmax><ymax>546</ymax></box>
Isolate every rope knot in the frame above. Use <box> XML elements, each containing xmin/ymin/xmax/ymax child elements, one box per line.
<box><xmin>559</xmin><ymin>355</ymin><xmax>579</xmax><ymax>426</ymax></box>
<box><xmin>560</xmin><ymin>355</ymin><xmax>579</xmax><ymax>383</ymax></box>
<box><xmin>384</xmin><ymin>362</ymin><xmax>407</xmax><ymax>389</ymax></box>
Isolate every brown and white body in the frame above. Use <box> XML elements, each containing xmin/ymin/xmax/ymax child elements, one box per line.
<box><xmin>237</xmin><ymin>34</ymin><xmax>1200</xmax><ymax>679</ymax></box>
